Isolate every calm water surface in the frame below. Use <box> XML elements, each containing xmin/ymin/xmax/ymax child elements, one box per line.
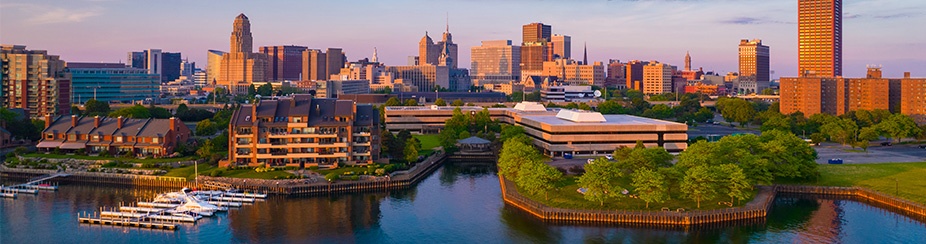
<box><xmin>2</xmin><ymin>163</ymin><xmax>925</xmax><ymax>243</ymax></box>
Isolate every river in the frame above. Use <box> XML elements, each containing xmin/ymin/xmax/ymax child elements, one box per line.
<box><xmin>2</xmin><ymin>163</ymin><xmax>925</xmax><ymax>243</ymax></box>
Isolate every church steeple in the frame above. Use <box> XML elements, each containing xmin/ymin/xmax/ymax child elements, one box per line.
<box><xmin>583</xmin><ymin>42</ymin><xmax>588</xmax><ymax>65</ymax></box>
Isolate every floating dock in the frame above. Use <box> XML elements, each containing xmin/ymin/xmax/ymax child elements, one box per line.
<box><xmin>1</xmin><ymin>192</ymin><xmax>16</xmax><ymax>198</ymax></box>
<box><xmin>78</xmin><ymin>217</ymin><xmax>177</xmax><ymax>230</ymax></box>
<box><xmin>0</xmin><ymin>187</ymin><xmax>38</xmax><ymax>194</ymax></box>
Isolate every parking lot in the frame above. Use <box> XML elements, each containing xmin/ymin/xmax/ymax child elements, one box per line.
<box><xmin>814</xmin><ymin>143</ymin><xmax>926</xmax><ymax>164</ymax></box>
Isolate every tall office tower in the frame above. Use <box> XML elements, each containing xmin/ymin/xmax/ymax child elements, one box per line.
<box><xmin>437</xmin><ymin>26</ymin><xmax>458</xmax><ymax>69</ymax></box>
<box><xmin>522</xmin><ymin>22</ymin><xmax>551</xmax><ymax>44</ymax></box>
<box><xmin>161</xmin><ymin>52</ymin><xmax>181</xmax><ymax>82</ymax></box>
<box><xmin>684</xmin><ymin>51</ymin><xmax>691</xmax><ymax>71</ymax></box>
<box><xmin>798</xmin><ymin>0</ymin><xmax>842</xmax><ymax>77</ymax></box>
<box><xmin>471</xmin><ymin>40</ymin><xmax>521</xmax><ymax>86</ymax></box>
<box><xmin>259</xmin><ymin>45</ymin><xmax>308</xmax><ymax>81</ymax></box>
<box><xmin>127</xmin><ymin>52</ymin><xmax>146</xmax><ymax>70</ymax></box>
<box><xmin>302</xmin><ymin>49</ymin><xmax>327</xmax><ymax>81</ymax></box>
<box><xmin>642</xmin><ymin>61</ymin><xmax>674</xmax><ymax>95</ymax></box>
<box><xmin>0</xmin><ymin>45</ymin><xmax>69</xmax><ymax>118</ymax></box>
<box><xmin>551</xmin><ymin>34</ymin><xmax>571</xmax><ymax>60</ymax></box>
<box><xmin>218</xmin><ymin>13</ymin><xmax>270</xmax><ymax>93</ymax></box>
<box><xmin>739</xmin><ymin>39</ymin><xmax>770</xmax><ymax>82</ymax></box>
<box><xmin>419</xmin><ymin>32</ymin><xmax>441</xmax><ymax>65</ymax></box>
<box><xmin>326</xmin><ymin>48</ymin><xmax>345</xmax><ymax>79</ymax></box>
<box><xmin>625</xmin><ymin>60</ymin><xmax>649</xmax><ymax>91</ymax></box>
<box><xmin>206</xmin><ymin>50</ymin><xmax>225</xmax><ymax>85</ymax></box>
<box><xmin>180</xmin><ymin>59</ymin><xmax>196</xmax><ymax>80</ymax></box>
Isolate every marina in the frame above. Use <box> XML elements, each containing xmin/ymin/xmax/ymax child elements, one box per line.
<box><xmin>77</xmin><ymin>188</ymin><xmax>264</xmax><ymax>230</ymax></box>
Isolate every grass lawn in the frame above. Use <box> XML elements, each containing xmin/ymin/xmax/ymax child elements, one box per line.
<box><xmin>805</xmin><ymin>162</ymin><xmax>926</xmax><ymax>205</ymax></box>
<box><xmin>24</xmin><ymin>153</ymin><xmax>196</xmax><ymax>164</ymax></box>
<box><xmin>164</xmin><ymin>163</ymin><xmax>217</xmax><ymax>179</ymax></box>
<box><xmin>516</xmin><ymin>176</ymin><xmax>756</xmax><ymax>211</ymax></box>
<box><xmin>315</xmin><ymin>165</ymin><xmax>380</xmax><ymax>176</ymax></box>
<box><xmin>414</xmin><ymin>134</ymin><xmax>441</xmax><ymax>155</ymax></box>
<box><xmin>164</xmin><ymin>163</ymin><xmax>293</xmax><ymax>180</ymax></box>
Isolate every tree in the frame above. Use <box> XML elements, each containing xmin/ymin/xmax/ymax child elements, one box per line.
<box><xmin>404</xmin><ymin>138</ymin><xmax>419</xmax><ymax>162</ymax></box>
<box><xmin>499</xmin><ymin>125</ymin><xmax>526</xmax><ymax>143</ymax></box>
<box><xmin>760</xmin><ymin>88</ymin><xmax>776</xmax><ymax>95</ymax></box>
<box><xmin>497</xmin><ymin>135</ymin><xmax>542</xmax><ymax>180</ymax></box>
<box><xmin>820</xmin><ymin>118</ymin><xmax>858</xmax><ymax>147</ymax></box>
<box><xmin>70</xmin><ymin>105</ymin><xmax>82</xmax><ymax>116</ymax></box>
<box><xmin>676</xmin><ymin>135</ymin><xmax>773</xmax><ymax>185</ymax></box>
<box><xmin>875</xmin><ymin>113</ymin><xmax>923</xmax><ymax>143</ymax></box>
<box><xmin>434</xmin><ymin>98</ymin><xmax>446</xmax><ymax>106</ymax></box>
<box><xmin>717</xmin><ymin>98</ymin><xmax>756</xmax><ymax>127</ymax></box>
<box><xmin>631</xmin><ymin>168</ymin><xmax>669</xmax><ymax>208</ymax></box>
<box><xmin>197</xmin><ymin>139</ymin><xmax>214</xmax><ymax>159</ymax></box>
<box><xmin>175</xmin><ymin>104</ymin><xmax>190</xmax><ymax>116</ymax></box>
<box><xmin>384</xmin><ymin>97</ymin><xmax>402</xmax><ymax>106</ymax></box>
<box><xmin>404</xmin><ymin>99</ymin><xmax>419</xmax><ymax>106</ymax></box>
<box><xmin>148</xmin><ymin>105</ymin><xmax>171</xmax><ymax>119</ymax></box>
<box><xmin>451</xmin><ymin>99</ymin><xmax>464</xmax><ymax>106</ymax></box>
<box><xmin>578</xmin><ymin>159</ymin><xmax>624</xmax><ymax>206</ymax></box>
<box><xmin>247</xmin><ymin>84</ymin><xmax>257</xmax><ymax>97</ymax></box>
<box><xmin>516</xmin><ymin>161</ymin><xmax>563</xmax><ymax>200</ymax></box>
<box><xmin>617</xmin><ymin>147</ymin><xmax>673</xmax><ymax>174</ymax></box>
<box><xmin>716</xmin><ymin>164</ymin><xmax>752</xmax><ymax>205</ymax></box>
<box><xmin>692</xmin><ymin>107</ymin><xmax>714</xmax><ymax>123</ymax></box>
<box><xmin>109</xmin><ymin>105</ymin><xmax>151</xmax><ymax>118</ymax></box>
<box><xmin>195</xmin><ymin>119</ymin><xmax>217</xmax><ymax>136</ymax></box>
<box><xmin>257</xmin><ymin>83</ymin><xmax>273</xmax><ymax>96</ymax></box>
<box><xmin>598</xmin><ymin>100</ymin><xmax>627</xmax><ymax>114</ymax></box>
<box><xmin>759</xmin><ymin>130</ymin><xmax>818</xmax><ymax>180</ymax></box>
<box><xmin>83</xmin><ymin>99</ymin><xmax>111</xmax><ymax>116</ymax></box>
<box><xmin>681</xmin><ymin>165</ymin><xmax>717</xmax><ymax>208</ymax></box>
<box><xmin>642</xmin><ymin>104</ymin><xmax>674</xmax><ymax>119</ymax></box>
<box><xmin>578</xmin><ymin>102</ymin><xmax>592</xmax><ymax>111</ymax></box>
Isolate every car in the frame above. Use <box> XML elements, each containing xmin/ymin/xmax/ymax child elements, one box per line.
<box><xmin>605</xmin><ymin>155</ymin><xmax>614</xmax><ymax>160</ymax></box>
<box><xmin>563</xmin><ymin>153</ymin><xmax>573</xmax><ymax>159</ymax></box>
<box><xmin>828</xmin><ymin>158</ymin><xmax>844</xmax><ymax>164</ymax></box>
<box><xmin>881</xmin><ymin>142</ymin><xmax>893</xmax><ymax>146</ymax></box>
<box><xmin>712</xmin><ymin>121</ymin><xmax>721</xmax><ymax>125</ymax></box>
<box><xmin>587</xmin><ymin>159</ymin><xmax>595</xmax><ymax>164</ymax></box>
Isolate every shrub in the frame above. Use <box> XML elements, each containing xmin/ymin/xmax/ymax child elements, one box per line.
<box><xmin>349</xmin><ymin>175</ymin><xmax>360</xmax><ymax>181</ymax></box>
<box><xmin>325</xmin><ymin>172</ymin><xmax>340</xmax><ymax>181</ymax></box>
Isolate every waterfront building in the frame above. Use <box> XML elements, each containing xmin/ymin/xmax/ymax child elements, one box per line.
<box><xmin>225</xmin><ymin>95</ymin><xmax>380</xmax><ymax>167</ymax></box>
<box><xmin>0</xmin><ymin>45</ymin><xmax>70</xmax><ymax>118</ymax></box>
<box><xmin>642</xmin><ymin>61</ymin><xmax>674</xmax><ymax>95</ymax></box>
<box><xmin>315</xmin><ymin>80</ymin><xmax>371</xmax><ymax>98</ymax></box>
<box><xmin>798</xmin><ymin>0</ymin><xmax>842</xmax><ymax>77</ymax></box>
<box><xmin>38</xmin><ymin>115</ymin><xmax>191</xmax><ymax>157</ymax></box>
<box><xmin>551</xmin><ymin>34</ymin><xmax>571</xmax><ymax>60</ymax></box>
<box><xmin>470</xmin><ymin>40</ymin><xmax>521</xmax><ymax>86</ymax></box>
<box><xmin>67</xmin><ymin>62</ymin><xmax>160</xmax><ymax>104</ymax></box>
<box><xmin>260</xmin><ymin>45</ymin><xmax>307</xmax><ymax>81</ymax></box>
<box><xmin>217</xmin><ymin>14</ymin><xmax>270</xmax><ymax>93</ymax></box>
<box><xmin>541</xmin><ymin>59</ymin><xmax>605</xmax><ymax>86</ymax></box>
<box><xmin>384</xmin><ymin>102</ymin><xmax>688</xmax><ymax>155</ymax></box>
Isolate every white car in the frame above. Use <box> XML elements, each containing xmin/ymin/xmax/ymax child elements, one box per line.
<box><xmin>605</xmin><ymin>155</ymin><xmax>614</xmax><ymax>160</ymax></box>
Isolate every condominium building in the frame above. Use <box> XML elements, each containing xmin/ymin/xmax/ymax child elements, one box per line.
<box><xmin>38</xmin><ymin>115</ymin><xmax>191</xmax><ymax>157</ymax></box>
<box><xmin>66</xmin><ymin>62</ymin><xmax>160</xmax><ymax>104</ymax></box>
<box><xmin>218</xmin><ymin>14</ymin><xmax>270</xmax><ymax>92</ymax></box>
<box><xmin>384</xmin><ymin>102</ymin><xmax>688</xmax><ymax>155</ymax></box>
<box><xmin>226</xmin><ymin>95</ymin><xmax>380</xmax><ymax>167</ymax></box>
<box><xmin>642</xmin><ymin>61</ymin><xmax>674</xmax><ymax>95</ymax></box>
<box><xmin>541</xmin><ymin>59</ymin><xmax>605</xmax><ymax>86</ymax></box>
<box><xmin>0</xmin><ymin>45</ymin><xmax>70</xmax><ymax>118</ymax></box>
<box><xmin>900</xmin><ymin>72</ymin><xmax>926</xmax><ymax>116</ymax></box>
<box><xmin>798</xmin><ymin>0</ymin><xmax>842</xmax><ymax>77</ymax></box>
<box><xmin>470</xmin><ymin>40</ymin><xmax>521</xmax><ymax>86</ymax></box>
<box><xmin>260</xmin><ymin>45</ymin><xmax>307</xmax><ymax>81</ymax></box>
<box><xmin>780</xmin><ymin>68</ymin><xmax>926</xmax><ymax>117</ymax></box>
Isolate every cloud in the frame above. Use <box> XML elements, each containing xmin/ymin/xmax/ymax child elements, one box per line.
<box><xmin>719</xmin><ymin>17</ymin><xmax>794</xmax><ymax>25</ymax></box>
<box><xmin>28</xmin><ymin>7</ymin><xmax>103</xmax><ymax>24</ymax></box>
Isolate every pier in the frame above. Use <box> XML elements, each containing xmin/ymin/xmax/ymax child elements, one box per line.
<box><xmin>78</xmin><ymin>188</ymin><xmax>264</xmax><ymax>230</ymax></box>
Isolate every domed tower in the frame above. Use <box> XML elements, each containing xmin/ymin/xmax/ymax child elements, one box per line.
<box><xmin>230</xmin><ymin>13</ymin><xmax>253</xmax><ymax>53</ymax></box>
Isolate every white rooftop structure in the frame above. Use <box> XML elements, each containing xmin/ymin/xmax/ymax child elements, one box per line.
<box><xmin>555</xmin><ymin>109</ymin><xmax>606</xmax><ymax>123</ymax></box>
<box><xmin>513</xmin><ymin>102</ymin><xmax>547</xmax><ymax>112</ymax></box>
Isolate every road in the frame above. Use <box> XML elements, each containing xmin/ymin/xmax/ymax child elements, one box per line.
<box><xmin>814</xmin><ymin>143</ymin><xmax>926</xmax><ymax>164</ymax></box>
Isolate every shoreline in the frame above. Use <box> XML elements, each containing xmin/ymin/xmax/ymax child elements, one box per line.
<box><xmin>499</xmin><ymin>176</ymin><xmax>926</xmax><ymax>226</ymax></box>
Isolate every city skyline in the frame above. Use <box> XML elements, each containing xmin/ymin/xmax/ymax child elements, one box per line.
<box><xmin>1</xmin><ymin>0</ymin><xmax>924</xmax><ymax>79</ymax></box>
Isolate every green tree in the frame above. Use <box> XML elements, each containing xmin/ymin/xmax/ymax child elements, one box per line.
<box><xmin>598</xmin><ymin>100</ymin><xmax>627</xmax><ymax>114</ymax></box>
<box><xmin>404</xmin><ymin>138</ymin><xmax>419</xmax><ymax>162</ymax></box>
<box><xmin>760</xmin><ymin>88</ymin><xmax>776</xmax><ymax>95</ymax></box>
<box><xmin>70</xmin><ymin>105</ymin><xmax>82</xmax><ymax>116</ymax></box>
<box><xmin>497</xmin><ymin>135</ymin><xmax>542</xmax><ymax>180</ymax></box>
<box><xmin>676</xmin><ymin>135</ymin><xmax>773</xmax><ymax>185</ymax></box>
<box><xmin>875</xmin><ymin>113</ymin><xmax>922</xmax><ymax>143</ymax></box>
<box><xmin>759</xmin><ymin>130</ymin><xmax>818</xmax><ymax>180</ymax></box>
<box><xmin>384</xmin><ymin>97</ymin><xmax>401</xmax><ymax>106</ymax></box>
<box><xmin>434</xmin><ymin>98</ymin><xmax>446</xmax><ymax>106</ymax></box>
<box><xmin>451</xmin><ymin>99</ymin><xmax>464</xmax><ymax>106</ymax></box>
<box><xmin>578</xmin><ymin>102</ymin><xmax>592</xmax><ymax>111</ymax></box>
<box><xmin>404</xmin><ymin>99</ymin><xmax>419</xmax><ymax>106</ymax></box>
<box><xmin>499</xmin><ymin>125</ymin><xmax>526</xmax><ymax>143</ymax></box>
<box><xmin>175</xmin><ymin>104</ymin><xmax>190</xmax><ymax>116</ymax></box>
<box><xmin>247</xmin><ymin>84</ymin><xmax>257</xmax><ymax>97</ymax></box>
<box><xmin>761</xmin><ymin>114</ymin><xmax>792</xmax><ymax>132</ymax></box>
<box><xmin>820</xmin><ymin>118</ymin><xmax>858</xmax><ymax>147</ymax></box>
<box><xmin>109</xmin><ymin>105</ymin><xmax>151</xmax><ymax>118</ymax></box>
<box><xmin>617</xmin><ymin>147</ymin><xmax>673</xmax><ymax>174</ymax></box>
<box><xmin>692</xmin><ymin>107</ymin><xmax>714</xmax><ymax>123</ymax></box>
<box><xmin>195</xmin><ymin>119</ymin><xmax>217</xmax><ymax>136</ymax></box>
<box><xmin>197</xmin><ymin>139</ymin><xmax>214</xmax><ymax>159</ymax></box>
<box><xmin>642</xmin><ymin>104</ymin><xmax>674</xmax><ymax>119</ymax></box>
<box><xmin>578</xmin><ymin>159</ymin><xmax>624</xmax><ymax>206</ymax></box>
<box><xmin>716</xmin><ymin>164</ymin><xmax>752</xmax><ymax>204</ymax></box>
<box><xmin>459</xmin><ymin>130</ymin><xmax>471</xmax><ymax>139</ymax></box>
<box><xmin>631</xmin><ymin>168</ymin><xmax>669</xmax><ymax>208</ymax></box>
<box><xmin>148</xmin><ymin>105</ymin><xmax>171</xmax><ymax>119</ymax></box>
<box><xmin>516</xmin><ymin>161</ymin><xmax>563</xmax><ymax>200</ymax></box>
<box><xmin>257</xmin><ymin>83</ymin><xmax>273</xmax><ymax>96</ymax></box>
<box><xmin>717</xmin><ymin>98</ymin><xmax>756</xmax><ymax>127</ymax></box>
<box><xmin>83</xmin><ymin>99</ymin><xmax>111</xmax><ymax>116</ymax></box>
<box><xmin>681</xmin><ymin>165</ymin><xmax>717</xmax><ymax>209</ymax></box>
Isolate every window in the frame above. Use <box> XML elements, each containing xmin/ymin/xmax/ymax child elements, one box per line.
<box><xmin>116</xmin><ymin>137</ymin><xmax>123</xmax><ymax>142</ymax></box>
<box><xmin>153</xmin><ymin>137</ymin><xmax>159</xmax><ymax>143</ymax></box>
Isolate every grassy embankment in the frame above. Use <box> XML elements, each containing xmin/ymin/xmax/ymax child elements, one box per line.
<box><xmin>23</xmin><ymin>153</ymin><xmax>195</xmax><ymax>164</ymax></box>
<box><xmin>164</xmin><ymin>163</ymin><xmax>293</xmax><ymax>180</ymax></box>
<box><xmin>805</xmin><ymin>162</ymin><xmax>926</xmax><ymax>205</ymax></box>
<box><xmin>413</xmin><ymin>134</ymin><xmax>441</xmax><ymax>155</ymax></box>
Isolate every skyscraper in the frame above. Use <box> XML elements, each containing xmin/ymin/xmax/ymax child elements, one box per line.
<box><xmin>1</xmin><ymin>45</ymin><xmax>70</xmax><ymax>118</ymax></box>
<box><xmin>206</xmin><ymin>50</ymin><xmax>225</xmax><ymax>85</ymax></box>
<box><xmin>161</xmin><ymin>52</ymin><xmax>181</xmax><ymax>82</ymax></box>
<box><xmin>642</xmin><ymin>61</ymin><xmax>673</xmax><ymax>95</ymax></box>
<box><xmin>302</xmin><ymin>49</ymin><xmax>327</xmax><ymax>81</ymax></box>
<box><xmin>326</xmin><ymin>48</ymin><xmax>345</xmax><ymax>79</ymax></box>
<box><xmin>418</xmin><ymin>29</ymin><xmax>457</xmax><ymax>69</ymax></box>
<box><xmin>551</xmin><ymin>34</ymin><xmax>570</xmax><ymax>60</ymax></box>
<box><xmin>739</xmin><ymin>39</ymin><xmax>770</xmax><ymax>82</ymax></box>
<box><xmin>520</xmin><ymin>23</ymin><xmax>552</xmax><ymax>76</ymax></box>
<box><xmin>798</xmin><ymin>0</ymin><xmax>842</xmax><ymax>77</ymax></box>
<box><xmin>470</xmin><ymin>40</ymin><xmax>521</xmax><ymax>86</ymax></box>
<box><xmin>218</xmin><ymin>13</ymin><xmax>270</xmax><ymax>93</ymax></box>
<box><xmin>522</xmin><ymin>23</ymin><xmax>551</xmax><ymax>44</ymax></box>
<box><xmin>259</xmin><ymin>45</ymin><xmax>307</xmax><ymax>81</ymax></box>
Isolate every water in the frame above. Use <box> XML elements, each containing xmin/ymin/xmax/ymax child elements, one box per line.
<box><xmin>3</xmin><ymin>163</ymin><xmax>925</xmax><ymax>243</ymax></box>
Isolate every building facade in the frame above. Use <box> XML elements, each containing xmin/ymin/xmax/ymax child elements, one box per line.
<box><xmin>522</xmin><ymin>23</ymin><xmax>551</xmax><ymax>44</ymax></box>
<box><xmin>470</xmin><ymin>40</ymin><xmax>521</xmax><ymax>86</ymax></box>
<box><xmin>798</xmin><ymin>0</ymin><xmax>842</xmax><ymax>77</ymax></box>
<box><xmin>38</xmin><ymin>115</ymin><xmax>191</xmax><ymax>157</ymax></box>
<box><xmin>315</xmin><ymin>80</ymin><xmax>371</xmax><ymax>98</ymax></box>
<box><xmin>226</xmin><ymin>95</ymin><xmax>380</xmax><ymax>167</ymax></box>
<box><xmin>67</xmin><ymin>62</ymin><xmax>160</xmax><ymax>104</ymax></box>
<box><xmin>218</xmin><ymin>14</ymin><xmax>270</xmax><ymax>92</ymax></box>
<box><xmin>739</xmin><ymin>39</ymin><xmax>770</xmax><ymax>82</ymax></box>
<box><xmin>541</xmin><ymin>59</ymin><xmax>605</xmax><ymax>86</ymax></box>
<box><xmin>127</xmin><ymin>49</ymin><xmax>181</xmax><ymax>83</ymax></box>
<box><xmin>625</xmin><ymin>60</ymin><xmax>648</xmax><ymax>91</ymax></box>
<box><xmin>260</xmin><ymin>45</ymin><xmax>307</xmax><ymax>81</ymax></box>
<box><xmin>780</xmin><ymin>68</ymin><xmax>925</xmax><ymax>117</ymax></box>
<box><xmin>1</xmin><ymin>45</ymin><xmax>70</xmax><ymax>118</ymax></box>
<box><xmin>551</xmin><ymin>34</ymin><xmax>571</xmax><ymax>60</ymax></box>
<box><xmin>206</xmin><ymin>50</ymin><xmax>226</xmax><ymax>85</ymax></box>
<box><xmin>642</xmin><ymin>61</ymin><xmax>674</xmax><ymax>95</ymax></box>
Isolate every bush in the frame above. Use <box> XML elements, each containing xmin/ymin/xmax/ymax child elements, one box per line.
<box><xmin>210</xmin><ymin>170</ymin><xmax>223</xmax><ymax>177</ymax></box>
<box><xmin>325</xmin><ymin>172</ymin><xmax>340</xmax><ymax>181</ymax></box>
<box><xmin>349</xmin><ymin>175</ymin><xmax>360</xmax><ymax>181</ymax></box>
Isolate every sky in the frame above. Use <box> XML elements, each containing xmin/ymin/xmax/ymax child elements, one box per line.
<box><xmin>1</xmin><ymin>0</ymin><xmax>924</xmax><ymax>79</ymax></box>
